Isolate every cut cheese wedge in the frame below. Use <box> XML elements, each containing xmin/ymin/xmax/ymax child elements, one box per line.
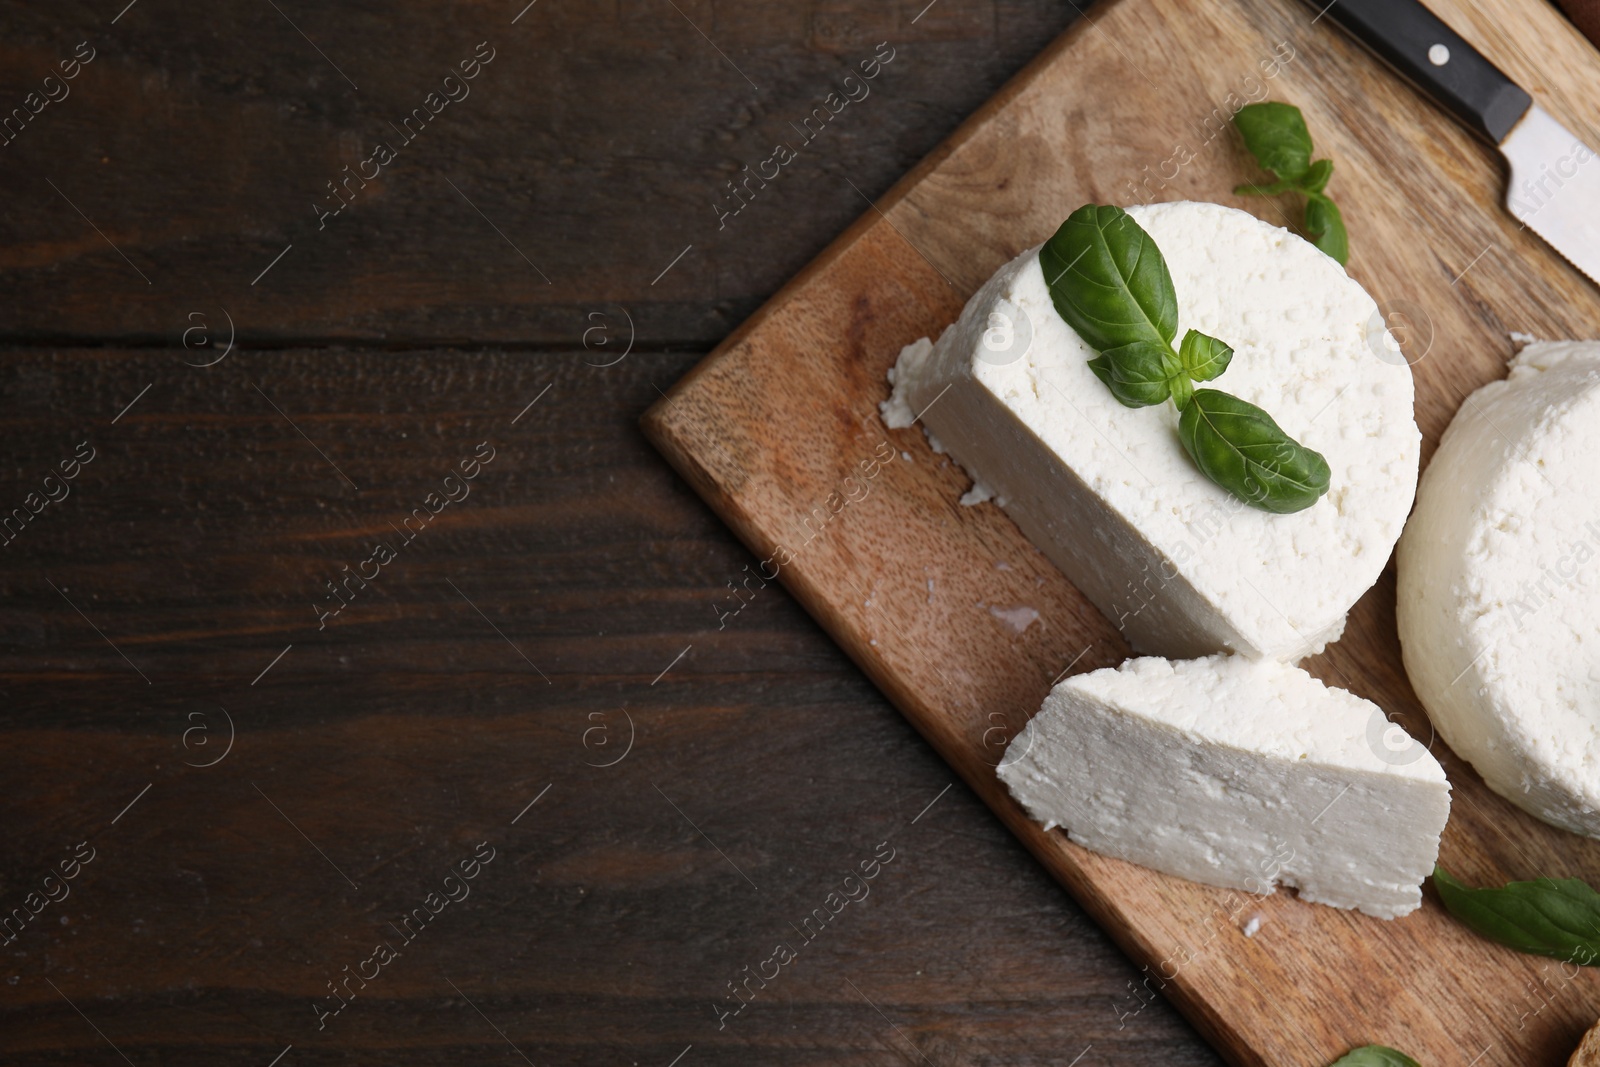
<box><xmin>998</xmin><ymin>654</ymin><xmax>1450</xmax><ymax>919</ymax></box>
<box><xmin>882</xmin><ymin>201</ymin><xmax>1419</xmax><ymax>661</ymax></box>
<box><xmin>1398</xmin><ymin>341</ymin><xmax>1600</xmax><ymax>836</ymax></box>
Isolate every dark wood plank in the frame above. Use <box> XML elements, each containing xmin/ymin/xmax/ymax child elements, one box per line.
<box><xmin>0</xmin><ymin>0</ymin><xmax>1080</xmax><ymax>347</ymax></box>
<box><xmin>0</xmin><ymin>346</ymin><xmax>1220</xmax><ymax>1065</ymax></box>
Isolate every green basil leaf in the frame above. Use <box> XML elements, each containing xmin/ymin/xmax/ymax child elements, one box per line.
<box><xmin>1433</xmin><ymin>865</ymin><xmax>1600</xmax><ymax>964</ymax></box>
<box><xmin>1177</xmin><ymin>388</ymin><xmax>1330</xmax><ymax>513</ymax></box>
<box><xmin>1305</xmin><ymin>192</ymin><xmax>1349</xmax><ymax>265</ymax></box>
<box><xmin>1327</xmin><ymin>1046</ymin><xmax>1421</xmax><ymax>1067</ymax></box>
<box><xmin>1178</xmin><ymin>329</ymin><xmax>1232</xmax><ymax>382</ymax></box>
<box><xmin>1300</xmin><ymin>158</ymin><xmax>1334</xmax><ymax>194</ymax></box>
<box><xmin>1040</xmin><ymin>204</ymin><xmax>1178</xmax><ymax>353</ymax></box>
<box><xmin>1234</xmin><ymin>101</ymin><xmax>1313</xmax><ymax>182</ymax></box>
<box><xmin>1092</xmin><ymin>340</ymin><xmax>1176</xmax><ymax>408</ymax></box>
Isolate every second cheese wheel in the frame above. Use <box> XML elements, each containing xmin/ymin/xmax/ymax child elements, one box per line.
<box><xmin>1399</xmin><ymin>341</ymin><xmax>1600</xmax><ymax>836</ymax></box>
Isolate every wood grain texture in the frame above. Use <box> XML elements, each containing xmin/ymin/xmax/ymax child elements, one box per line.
<box><xmin>0</xmin><ymin>347</ymin><xmax>1223</xmax><ymax>1065</ymax></box>
<box><xmin>0</xmin><ymin>0</ymin><xmax>1079</xmax><ymax>347</ymax></box>
<box><xmin>642</xmin><ymin>0</ymin><xmax>1600</xmax><ymax>1064</ymax></box>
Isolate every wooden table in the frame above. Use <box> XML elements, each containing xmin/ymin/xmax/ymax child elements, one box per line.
<box><xmin>0</xmin><ymin>1</ymin><xmax>1226</xmax><ymax>1064</ymax></box>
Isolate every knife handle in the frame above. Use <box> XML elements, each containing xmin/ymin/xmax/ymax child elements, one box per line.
<box><xmin>1309</xmin><ymin>0</ymin><xmax>1531</xmax><ymax>143</ymax></box>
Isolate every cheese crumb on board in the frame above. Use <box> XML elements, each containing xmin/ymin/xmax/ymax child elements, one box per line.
<box><xmin>989</xmin><ymin>604</ymin><xmax>1040</xmax><ymax>634</ymax></box>
<box><xmin>959</xmin><ymin>480</ymin><xmax>996</xmax><ymax>506</ymax></box>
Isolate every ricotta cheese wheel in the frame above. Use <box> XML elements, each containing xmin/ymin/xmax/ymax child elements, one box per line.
<box><xmin>883</xmin><ymin>201</ymin><xmax>1419</xmax><ymax>661</ymax></box>
<box><xmin>1398</xmin><ymin>341</ymin><xmax>1600</xmax><ymax>836</ymax></box>
<box><xmin>998</xmin><ymin>655</ymin><xmax>1451</xmax><ymax>918</ymax></box>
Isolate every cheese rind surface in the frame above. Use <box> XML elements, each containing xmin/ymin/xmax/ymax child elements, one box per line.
<box><xmin>1398</xmin><ymin>341</ymin><xmax>1600</xmax><ymax>836</ymax></box>
<box><xmin>883</xmin><ymin>201</ymin><xmax>1419</xmax><ymax>661</ymax></box>
<box><xmin>997</xmin><ymin>654</ymin><xmax>1450</xmax><ymax>919</ymax></box>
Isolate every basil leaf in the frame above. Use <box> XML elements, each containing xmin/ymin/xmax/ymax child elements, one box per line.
<box><xmin>1305</xmin><ymin>192</ymin><xmax>1349</xmax><ymax>265</ymax></box>
<box><xmin>1300</xmin><ymin>158</ymin><xmax>1334</xmax><ymax>194</ymax></box>
<box><xmin>1088</xmin><ymin>340</ymin><xmax>1177</xmax><ymax>408</ymax></box>
<box><xmin>1327</xmin><ymin>1046</ymin><xmax>1421</xmax><ymax>1067</ymax></box>
<box><xmin>1433</xmin><ymin>865</ymin><xmax>1600</xmax><ymax>964</ymax></box>
<box><xmin>1041</xmin><ymin>204</ymin><xmax>1178</xmax><ymax>353</ymax></box>
<box><xmin>1177</xmin><ymin>388</ymin><xmax>1330</xmax><ymax>513</ymax></box>
<box><xmin>1178</xmin><ymin>329</ymin><xmax>1232</xmax><ymax>382</ymax></box>
<box><xmin>1234</xmin><ymin>101</ymin><xmax>1313</xmax><ymax>182</ymax></box>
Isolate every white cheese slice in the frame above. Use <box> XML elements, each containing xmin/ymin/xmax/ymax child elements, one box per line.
<box><xmin>1397</xmin><ymin>341</ymin><xmax>1600</xmax><ymax>836</ymax></box>
<box><xmin>883</xmin><ymin>201</ymin><xmax>1419</xmax><ymax>661</ymax></box>
<box><xmin>998</xmin><ymin>655</ymin><xmax>1450</xmax><ymax>919</ymax></box>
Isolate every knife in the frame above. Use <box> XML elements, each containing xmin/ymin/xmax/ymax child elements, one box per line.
<box><xmin>1309</xmin><ymin>0</ymin><xmax>1600</xmax><ymax>286</ymax></box>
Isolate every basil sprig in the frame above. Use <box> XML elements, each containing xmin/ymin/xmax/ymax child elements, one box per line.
<box><xmin>1433</xmin><ymin>865</ymin><xmax>1600</xmax><ymax>964</ymax></box>
<box><xmin>1232</xmin><ymin>101</ymin><xmax>1349</xmax><ymax>265</ymax></box>
<box><xmin>1042</xmin><ymin>205</ymin><xmax>1329</xmax><ymax>513</ymax></box>
<box><xmin>1327</xmin><ymin>1047</ymin><xmax>1420</xmax><ymax>1067</ymax></box>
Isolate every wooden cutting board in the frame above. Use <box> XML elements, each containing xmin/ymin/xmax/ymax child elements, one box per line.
<box><xmin>641</xmin><ymin>0</ymin><xmax>1600</xmax><ymax>1063</ymax></box>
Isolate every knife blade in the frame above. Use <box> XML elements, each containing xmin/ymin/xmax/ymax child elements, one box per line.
<box><xmin>1309</xmin><ymin>0</ymin><xmax>1600</xmax><ymax>287</ymax></box>
<box><xmin>1501</xmin><ymin>105</ymin><xmax>1600</xmax><ymax>285</ymax></box>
